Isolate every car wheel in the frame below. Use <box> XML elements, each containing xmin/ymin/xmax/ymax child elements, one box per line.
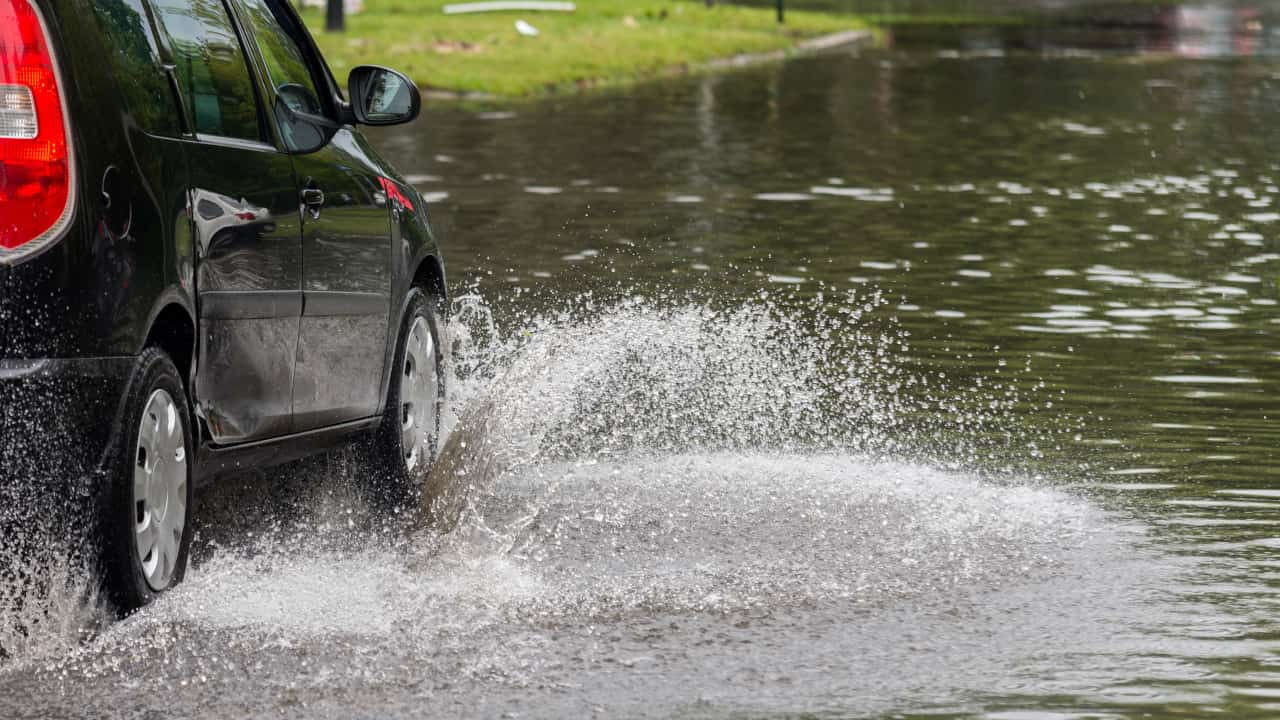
<box><xmin>101</xmin><ymin>347</ymin><xmax>194</xmax><ymax>613</ymax></box>
<box><xmin>365</xmin><ymin>288</ymin><xmax>445</xmax><ymax>512</ymax></box>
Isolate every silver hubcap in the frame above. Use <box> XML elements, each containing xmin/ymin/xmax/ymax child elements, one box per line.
<box><xmin>401</xmin><ymin>315</ymin><xmax>438</xmax><ymax>472</ymax></box>
<box><xmin>133</xmin><ymin>389</ymin><xmax>187</xmax><ymax>591</ymax></box>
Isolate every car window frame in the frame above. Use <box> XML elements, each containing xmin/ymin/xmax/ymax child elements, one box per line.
<box><xmin>227</xmin><ymin>0</ymin><xmax>348</xmax><ymax>153</ymax></box>
<box><xmin>142</xmin><ymin>0</ymin><xmax>275</xmax><ymax>149</ymax></box>
<box><xmin>257</xmin><ymin>0</ymin><xmax>347</xmax><ymax>109</ymax></box>
<box><xmin>233</xmin><ymin>0</ymin><xmax>328</xmax><ymax>112</ymax></box>
<box><xmin>89</xmin><ymin>0</ymin><xmax>186</xmax><ymax>139</ymax></box>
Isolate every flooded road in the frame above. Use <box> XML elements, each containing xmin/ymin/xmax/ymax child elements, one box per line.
<box><xmin>6</xmin><ymin>6</ymin><xmax>1280</xmax><ymax>718</ymax></box>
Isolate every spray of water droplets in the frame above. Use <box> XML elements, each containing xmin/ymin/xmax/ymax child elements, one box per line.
<box><xmin>0</xmin><ymin>285</ymin><xmax>1093</xmax><ymax>674</ymax></box>
<box><xmin>420</xmin><ymin>286</ymin><xmax>1080</xmax><ymax>529</ymax></box>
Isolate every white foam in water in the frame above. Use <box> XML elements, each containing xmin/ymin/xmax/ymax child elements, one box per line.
<box><xmin>17</xmin><ymin>446</ymin><xmax>1129</xmax><ymax>720</ymax></box>
<box><xmin>115</xmin><ymin>454</ymin><xmax>1098</xmax><ymax>642</ymax></box>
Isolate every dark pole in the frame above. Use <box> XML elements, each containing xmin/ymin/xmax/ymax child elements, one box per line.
<box><xmin>326</xmin><ymin>0</ymin><xmax>344</xmax><ymax>32</ymax></box>
<box><xmin>776</xmin><ymin>0</ymin><xmax>784</xmax><ymax>24</ymax></box>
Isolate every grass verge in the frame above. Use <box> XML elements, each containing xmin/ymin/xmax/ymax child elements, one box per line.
<box><xmin>300</xmin><ymin>0</ymin><xmax>871</xmax><ymax>97</ymax></box>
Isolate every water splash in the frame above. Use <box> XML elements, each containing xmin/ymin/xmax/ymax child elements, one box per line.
<box><xmin>0</xmin><ymin>381</ymin><xmax>110</xmax><ymax>666</ymax></box>
<box><xmin>422</xmin><ymin>287</ymin><xmax>1076</xmax><ymax>530</ymax></box>
<box><xmin>0</xmin><ymin>285</ymin><xmax>1086</xmax><ymax>677</ymax></box>
<box><xmin>12</xmin><ymin>446</ymin><xmax>1120</xmax><ymax>719</ymax></box>
<box><xmin>0</xmin><ymin>535</ymin><xmax>106</xmax><ymax>667</ymax></box>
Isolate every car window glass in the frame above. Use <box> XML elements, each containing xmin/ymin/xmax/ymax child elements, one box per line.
<box><xmin>91</xmin><ymin>0</ymin><xmax>182</xmax><ymax>136</ymax></box>
<box><xmin>151</xmin><ymin>0</ymin><xmax>262</xmax><ymax>141</ymax></box>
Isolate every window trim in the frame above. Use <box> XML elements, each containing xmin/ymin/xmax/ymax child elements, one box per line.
<box><xmin>227</xmin><ymin>0</ymin><xmax>322</xmax><ymax>153</ymax></box>
<box><xmin>124</xmin><ymin>0</ymin><xmax>196</xmax><ymax>135</ymax></box>
<box><xmin>88</xmin><ymin>0</ymin><xmax>188</xmax><ymax>138</ymax></box>
<box><xmin>230</xmin><ymin>0</ymin><xmax>355</xmax><ymax>137</ymax></box>
<box><xmin>141</xmin><ymin>0</ymin><xmax>274</xmax><ymax>144</ymax></box>
<box><xmin>191</xmin><ymin>133</ymin><xmax>279</xmax><ymax>154</ymax></box>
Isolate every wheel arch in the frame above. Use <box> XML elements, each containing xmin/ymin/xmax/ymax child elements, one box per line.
<box><xmin>140</xmin><ymin>291</ymin><xmax>196</xmax><ymax>391</ymax></box>
<box><xmin>410</xmin><ymin>253</ymin><xmax>447</xmax><ymax>310</ymax></box>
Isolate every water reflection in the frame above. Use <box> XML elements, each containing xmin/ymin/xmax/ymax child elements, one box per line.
<box><xmin>883</xmin><ymin>1</ymin><xmax>1280</xmax><ymax>59</ymax></box>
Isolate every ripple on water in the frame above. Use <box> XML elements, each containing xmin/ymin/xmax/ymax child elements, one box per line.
<box><xmin>1218</xmin><ymin>489</ymin><xmax>1280</xmax><ymax>499</ymax></box>
<box><xmin>753</xmin><ymin>192</ymin><xmax>814</xmax><ymax>202</ymax></box>
<box><xmin>1221</xmin><ymin>273</ymin><xmax>1261</xmax><ymax>284</ymax></box>
<box><xmin>860</xmin><ymin>260</ymin><xmax>900</xmax><ymax>270</ymax></box>
<box><xmin>1062</xmin><ymin>121</ymin><xmax>1106</xmax><ymax>136</ymax></box>
<box><xmin>1183</xmin><ymin>211</ymin><xmax>1220</xmax><ymax>222</ymax></box>
<box><xmin>766</xmin><ymin>274</ymin><xmax>805</xmax><ymax>284</ymax></box>
<box><xmin>810</xmin><ymin>185</ymin><xmax>896</xmax><ymax>202</ymax></box>
<box><xmin>1151</xmin><ymin>375</ymin><xmax>1261</xmax><ymax>385</ymax></box>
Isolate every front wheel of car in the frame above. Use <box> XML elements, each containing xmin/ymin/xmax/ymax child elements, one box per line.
<box><xmin>101</xmin><ymin>347</ymin><xmax>195</xmax><ymax>613</ymax></box>
<box><xmin>364</xmin><ymin>288</ymin><xmax>445</xmax><ymax>513</ymax></box>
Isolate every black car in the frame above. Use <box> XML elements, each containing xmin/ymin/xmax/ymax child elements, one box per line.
<box><xmin>0</xmin><ymin>0</ymin><xmax>446</xmax><ymax>610</ymax></box>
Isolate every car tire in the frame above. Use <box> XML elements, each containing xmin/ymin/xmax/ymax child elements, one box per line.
<box><xmin>100</xmin><ymin>347</ymin><xmax>194</xmax><ymax>613</ymax></box>
<box><xmin>364</xmin><ymin>288</ymin><xmax>445</xmax><ymax>513</ymax></box>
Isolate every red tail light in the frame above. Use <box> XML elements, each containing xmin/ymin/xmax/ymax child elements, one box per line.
<box><xmin>0</xmin><ymin>0</ymin><xmax>74</xmax><ymax>255</ymax></box>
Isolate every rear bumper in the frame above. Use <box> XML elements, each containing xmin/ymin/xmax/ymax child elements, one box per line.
<box><xmin>0</xmin><ymin>356</ymin><xmax>134</xmax><ymax>487</ymax></box>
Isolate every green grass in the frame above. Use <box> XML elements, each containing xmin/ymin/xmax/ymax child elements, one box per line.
<box><xmin>301</xmin><ymin>0</ymin><xmax>869</xmax><ymax>97</ymax></box>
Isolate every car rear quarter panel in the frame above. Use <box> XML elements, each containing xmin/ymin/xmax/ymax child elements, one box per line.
<box><xmin>2</xmin><ymin>0</ymin><xmax>189</xmax><ymax>360</ymax></box>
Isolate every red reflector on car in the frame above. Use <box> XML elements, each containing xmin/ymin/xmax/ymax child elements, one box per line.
<box><xmin>0</xmin><ymin>0</ymin><xmax>73</xmax><ymax>254</ymax></box>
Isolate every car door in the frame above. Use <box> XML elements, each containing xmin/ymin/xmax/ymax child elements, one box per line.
<box><xmin>150</xmin><ymin>0</ymin><xmax>303</xmax><ymax>443</ymax></box>
<box><xmin>234</xmin><ymin>0</ymin><xmax>392</xmax><ymax>431</ymax></box>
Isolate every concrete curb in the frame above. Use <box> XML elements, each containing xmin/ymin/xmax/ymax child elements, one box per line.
<box><xmin>422</xmin><ymin>28</ymin><xmax>874</xmax><ymax>101</ymax></box>
<box><xmin>799</xmin><ymin>29</ymin><xmax>874</xmax><ymax>52</ymax></box>
<box><xmin>701</xmin><ymin>29</ymin><xmax>872</xmax><ymax>71</ymax></box>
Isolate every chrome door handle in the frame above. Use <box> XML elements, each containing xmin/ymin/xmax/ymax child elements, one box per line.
<box><xmin>301</xmin><ymin>187</ymin><xmax>324</xmax><ymax>218</ymax></box>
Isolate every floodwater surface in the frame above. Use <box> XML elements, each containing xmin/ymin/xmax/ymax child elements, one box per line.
<box><xmin>4</xmin><ymin>7</ymin><xmax>1280</xmax><ymax>719</ymax></box>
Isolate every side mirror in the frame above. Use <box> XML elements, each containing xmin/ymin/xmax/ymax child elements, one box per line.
<box><xmin>348</xmin><ymin>65</ymin><xmax>421</xmax><ymax>126</ymax></box>
<box><xmin>273</xmin><ymin>83</ymin><xmax>335</xmax><ymax>154</ymax></box>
